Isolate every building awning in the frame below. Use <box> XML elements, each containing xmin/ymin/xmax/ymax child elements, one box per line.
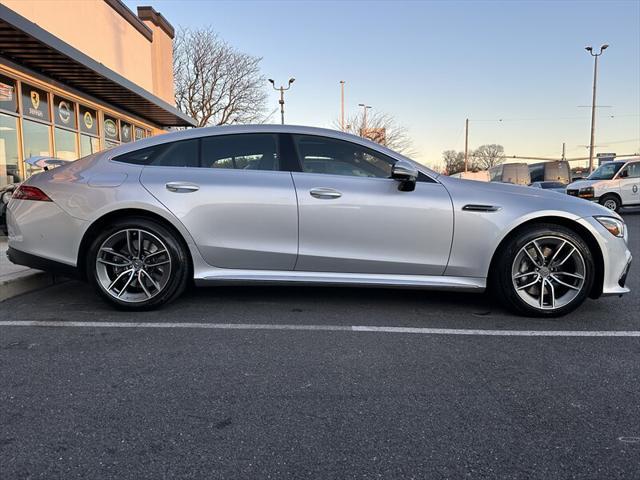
<box><xmin>0</xmin><ymin>4</ymin><xmax>196</xmax><ymax>127</ymax></box>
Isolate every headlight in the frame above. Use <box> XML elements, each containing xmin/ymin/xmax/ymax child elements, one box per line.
<box><xmin>595</xmin><ymin>216</ymin><xmax>625</xmax><ymax>237</ymax></box>
<box><xmin>579</xmin><ymin>187</ymin><xmax>594</xmax><ymax>198</ymax></box>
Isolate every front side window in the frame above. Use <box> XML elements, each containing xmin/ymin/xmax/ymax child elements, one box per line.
<box><xmin>621</xmin><ymin>162</ymin><xmax>640</xmax><ymax>179</ymax></box>
<box><xmin>201</xmin><ymin>134</ymin><xmax>279</xmax><ymax>171</ymax></box>
<box><xmin>292</xmin><ymin>135</ymin><xmax>394</xmax><ymax>178</ymax></box>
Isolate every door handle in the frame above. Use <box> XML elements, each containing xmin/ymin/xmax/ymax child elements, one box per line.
<box><xmin>309</xmin><ymin>187</ymin><xmax>342</xmax><ymax>199</ymax></box>
<box><xmin>165</xmin><ymin>182</ymin><xmax>200</xmax><ymax>193</ymax></box>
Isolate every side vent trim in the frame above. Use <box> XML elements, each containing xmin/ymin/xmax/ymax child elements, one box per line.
<box><xmin>462</xmin><ymin>204</ymin><xmax>502</xmax><ymax>212</ymax></box>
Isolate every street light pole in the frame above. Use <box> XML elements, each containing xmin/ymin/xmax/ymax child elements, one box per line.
<box><xmin>340</xmin><ymin>81</ymin><xmax>345</xmax><ymax>131</ymax></box>
<box><xmin>464</xmin><ymin>118</ymin><xmax>469</xmax><ymax>172</ymax></box>
<box><xmin>268</xmin><ymin>77</ymin><xmax>295</xmax><ymax>124</ymax></box>
<box><xmin>358</xmin><ymin>103</ymin><xmax>371</xmax><ymax>136</ymax></box>
<box><xmin>585</xmin><ymin>44</ymin><xmax>609</xmax><ymax>173</ymax></box>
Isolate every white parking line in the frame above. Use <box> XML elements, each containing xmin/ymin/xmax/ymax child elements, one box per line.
<box><xmin>1</xmin><ymin>320</ymin><xmax>640</xmax><ymax>337</ymax></box>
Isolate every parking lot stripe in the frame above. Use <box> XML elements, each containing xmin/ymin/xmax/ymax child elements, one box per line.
<box><xmin>1</xmin><ymin>320</ymin><xmax>640</xmax><ymax>337</ymax></box>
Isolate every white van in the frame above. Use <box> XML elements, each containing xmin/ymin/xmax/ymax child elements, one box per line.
<box><xmin>566</xmin><ymin>157</ymin><xmax>640</xmax><ymax>212</ymax></box>
<box><xmin>489</xmin><ymin>163</ymin><xmax>531</xmax><ymax>185</ymax></box>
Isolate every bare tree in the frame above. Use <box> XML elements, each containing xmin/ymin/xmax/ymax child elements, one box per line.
<box><xmin>442</xmin><ymin>150</ymin><xmax>466</xmax><ymax>175</ymax></box>
<box><xmin>173</xmin><ymin>27</ymin><xmax>268</xmax><ymax>126</ymax></box>
<box><xmin>334</xmin><ymin>110</ymin><xmax>415</xmax><ymax>155</ymax></box>
<box><xmin>471</xmin><ymin>144</ymin><xmax>505</xmax><ymax>170</ymax></box>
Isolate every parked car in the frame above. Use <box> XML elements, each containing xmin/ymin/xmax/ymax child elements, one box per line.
<box><xmin>529</xmin><ymin>181</ymin><xmax>567</xmax><ymax>194</ymax></box>
<box><xmin>7</xmin><ymin>125</ymin><xmax>631</xmax><ymax>317</ymax></box>
<box><xmin>0</xmin><ymin>183</ymin><xmax>19</xmax><ymax>235</ymax></box>
<box><xmin>566</xmin><ymin>158</ymin><xmax>640</xmax><ymax>212</ymax></box>
<box><xmin>489</xmin><ymin>163</ymin><xmax>531</xmax><ymax>185</ymax></box>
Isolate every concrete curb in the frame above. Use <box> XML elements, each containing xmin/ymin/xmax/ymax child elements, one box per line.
<box><xmin>0</xmin><ymin>269</ymin><xmax>68</xmax><ymax>302</ymax></box>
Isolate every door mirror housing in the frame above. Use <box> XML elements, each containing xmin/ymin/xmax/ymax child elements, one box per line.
<box><xmin>391</xmin><ymin>160</ymin><xmax>419</xmax><ymax>191</ymax></box>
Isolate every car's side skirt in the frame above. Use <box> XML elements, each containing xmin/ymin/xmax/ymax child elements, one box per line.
<box><xmin>194</xmin><ymin>270</ymin><xmax>486</xmax><ymax>291</ymax></box>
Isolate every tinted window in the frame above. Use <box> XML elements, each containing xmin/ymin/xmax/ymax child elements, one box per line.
<box><xmin>22</xmin><ymin>83</ymin><xmax>50</xmax><ymax>122</ymax></box>
<box><xmin>201</xmin><ymin>134</ymin><xmax>279</xmax><ymax>171</ymax></box>
<box><xmin>293</xmin><ymin>135</ymin><xmax>394</xmax><ymax>178</ymax></box>
<box><xmin>113</xmin><ymin>139</ymin><xmax>199</xmax><ymax>167</ymax></box>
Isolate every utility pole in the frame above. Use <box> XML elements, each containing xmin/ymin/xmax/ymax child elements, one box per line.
<box><xmin>464</xmin><ymin>118</ymin><xmax>469</xmax><ymax>172</ymax></box>
<box><xmin>562</xmin><ymin>142</ymin><xmax>566</xmax><ymax>161</ymax></box>
<box><xmin>268</xmin><ymin>77</ymin><xmax>295</xmax><ymax>124</ymax></box>
<box><xmin>585</xmin><ymin>44</ymin><xmax>609</xmax><ymax>173</ymax></box>
<box><xmin>358</xmin><ymin>103</ymin><xmax>371</xmax><ymax>136</ymax></box>
<box><xmin>340</xmin><ymin>80</ymin><xmax>345</xmax><ymax>131</ymax></box>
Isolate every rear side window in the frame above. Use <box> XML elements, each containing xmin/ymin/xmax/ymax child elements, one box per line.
<box><xmin>113</xmin><ymin>139</ymin><xmax>199</xmax><ymax>167</ymax></box>
<box><xmin>201</xmin><ymin>134</ymin><xmax>279</xmax><ymax>171</ymax></box>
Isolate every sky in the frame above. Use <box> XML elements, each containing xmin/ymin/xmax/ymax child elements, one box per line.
<box><xmin>125</xmin><ymin>0</ymin><xmax>640</xmax><ymax>169</ymax></box>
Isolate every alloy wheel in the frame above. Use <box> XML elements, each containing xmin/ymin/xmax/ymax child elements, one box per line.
<box><xmin>603</xmin><ymin>199</ymin><xmax>618</xmax><ymax>211</ymax></box>
<box><xmin>511</xmin><ymin>236</ymin><xmax>586</xmax><ymax>311</ymax></box>
<box><xmin>95</xmin><ymin>229</ymin><xmax>172</xmax><ymax>303</ymax></box>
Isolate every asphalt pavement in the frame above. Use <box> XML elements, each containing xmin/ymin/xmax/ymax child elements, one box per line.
<box><xmin>1</xmin><ymin>209</ymin><xmax>639</xmax><ymax>479</ymax></box>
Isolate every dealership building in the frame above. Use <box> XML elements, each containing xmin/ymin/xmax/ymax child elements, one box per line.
<box><xmin>0</xmin><ymin>0</ymin><xmax>196</xmax><ymax>186</ymax></box>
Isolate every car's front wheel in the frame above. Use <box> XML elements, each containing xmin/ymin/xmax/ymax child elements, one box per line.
<box><xmin>87</xmin><ymin>217</ymin><xmax>189</xmax><ymax>310</ymax></box>
<box><xmin>493</xmin><ymin>224</ymin><xmax>595</xmax><ymax>317</ymax></box>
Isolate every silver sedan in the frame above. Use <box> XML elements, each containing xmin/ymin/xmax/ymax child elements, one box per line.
<box><xmin>7</xmin><ymin>125</ymin><xmax>632</xmax><ymax>316</ymax></box>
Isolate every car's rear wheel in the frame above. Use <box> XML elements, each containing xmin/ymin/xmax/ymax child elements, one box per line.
<box><xmin>599</xmin><ymin>194</ymin><xmax>621</xmax><ymax>212</ymax></box>
<box><xmin>87</xmin><ymin>217</ymin><xmax>189</xmax><ymax>310</ymax></box>
<box><xmin>493</xmin><ymin>224</ymin><xmax>595</xmax><ymax>317</ymax></box>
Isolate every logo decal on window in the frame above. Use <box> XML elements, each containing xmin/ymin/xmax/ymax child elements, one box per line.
<box><xmin>84</xmin><ymin>111</ymin><xmax>94</xmax><ymax>130</ymax></box>
<box><xmin>58</xmin><ymin>100</ymin><xmax>71</xmax><ymax>124</ymax></box>
<box><xmin>30</xmin><ymin>91</ymin><xmax>40</xmax><ymax>110</ymax></box>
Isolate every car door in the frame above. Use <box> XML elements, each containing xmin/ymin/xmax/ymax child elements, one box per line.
<box><xmin>138</xmin><ymin>133</ymin><xmax>298</xmax><ymax>270</ymax></box>
<box><xmin>619</xmin><ymin>161</ymin><xmax>640</xmax><ymax>205</ymax></box>
<box><xmin>289</xmin><ymin>134</ymin><xmax>454</xmax><ymax>275</ymax></box>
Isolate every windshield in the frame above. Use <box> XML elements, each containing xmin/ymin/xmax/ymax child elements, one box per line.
<box><xmin>587</xmin><ymin>162</ymin><xmax>625</xmax><ymax>180</ymax></box>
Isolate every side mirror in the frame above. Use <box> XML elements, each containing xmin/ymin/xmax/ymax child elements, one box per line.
<box><xmin>619</xmin><ymin>170</ymin><xmax>628</xmax><ymax>178</ymax></box>
<box><xmin>391</xmin><ymin>160</ymin><xmax>419</xmax><ymax>192</ymax></box>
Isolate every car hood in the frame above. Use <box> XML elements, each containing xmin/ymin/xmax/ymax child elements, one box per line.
<box><xmin>566</xmin><ymin>179</ymin><xmax>607</xmax><ymax>190</ymax></box>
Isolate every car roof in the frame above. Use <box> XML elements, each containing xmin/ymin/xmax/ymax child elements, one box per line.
<box><xmin>100</xmin><ymin>124</ymin><xmax>440</xmax><ymax>178</ymax></box>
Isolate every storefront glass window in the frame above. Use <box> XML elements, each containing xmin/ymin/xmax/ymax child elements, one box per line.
<box><xmin>121</xmin><ymin>122</ymin><xmax>132</xmax><ymax>143</ymax></box>
<box><xmin>0</xmin><ymin>113</ymin><xmax>20</xmax><ymax>184</ymax></box>
<box><xmin>104</xmin><ymin>139</ymin><xmax>119</xmax><ymax>149</ymax></box>
<box><xmin>22</xmin><ymin>118</ymin><xmax>51</xmax><ymax>176</ymax></box>
<box><xmin>80</xmin><ymin>134</ymin><xmax>100</xmax><ymax>157</ymax></box>
<box><xmin>54</xmin><ymin>127</ymin><xmax>78</xmax><ymax>160</ymax></box>
<box><xmin>21</xmin><ymin>83</ymin><xmax>50</xmax><ymax>122</ymax></box>
<box><xmin>79</xmin><ymin>105</ymin><xmax>98</xmax><ymax>135</ymax></box>
<box><xmin>54</xmin><ymin>96</ymin><xmax>76</xmax><ymax>129</ymax></box>
<box><xmin>134</xmin><ymin>126</ymin><xmax>145</xmax><ymax>141</ymax></box>
<box><xmin>0</xmin><ymin>75</ymin><xmax>18</xmax><ymax>114</ymax></box>
<box><xmin>104</xmin><ymin>115</ymin><xmax>119</xmax><ymax>142</ymax></box>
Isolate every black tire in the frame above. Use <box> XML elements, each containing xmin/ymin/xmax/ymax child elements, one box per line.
<box><xmin>599</xmin><ymin>194</ymin><xmax>621</xmax><ymax>212</ymax></box>
<box><xmin>86</xmin><ymin>217</ymin><xmax>190</xmax><ymax>310</ymax></box>
<box><xmin>492</xmin><ymin>224</ymin><xmax>595</xmax><ymax>317</ymax></box>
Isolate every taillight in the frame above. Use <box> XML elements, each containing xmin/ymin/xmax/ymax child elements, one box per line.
<box><xmin>12</xmin><ymin>185</ymin><xmax>53</xmax><ymax>202</ymax></box>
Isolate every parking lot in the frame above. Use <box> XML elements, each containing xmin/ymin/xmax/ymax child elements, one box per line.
<box><xmin>1</xmin><ymin>209</ymin><xmax>639</xmax><ymax>479</ymax></box>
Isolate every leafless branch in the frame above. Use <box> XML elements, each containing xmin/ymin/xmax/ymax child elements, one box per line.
<box><xmin>173</xmin><ymin>27</ymin><xmax>268</xmax><ymax>127</ymax></box>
